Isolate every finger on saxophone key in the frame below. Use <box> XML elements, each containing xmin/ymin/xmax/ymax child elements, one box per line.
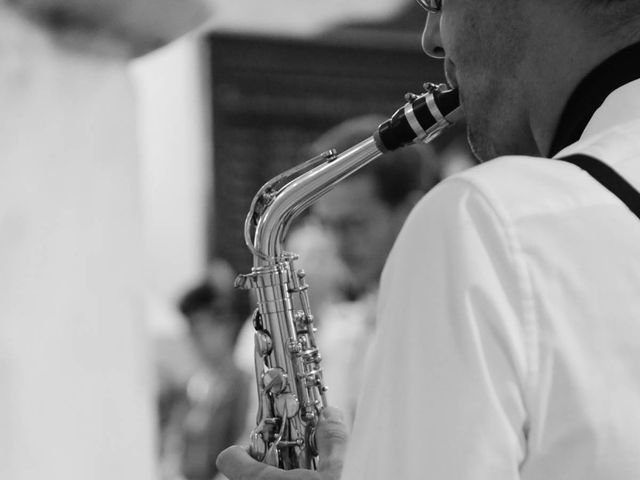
<box><xmin>216</xmin><ymin>446</ymin><xmax>265</xmax><ymax>480</ymax></box>
<box><xmin>317</xmin><ymin>407</ymin><xmax>349</xmax><ymax>479</ymax></box>
<box><xmin>216</xmin><ymin>407</ymin><xmax>349</xmax><ymax>480</ymax></box>
<box><xmin>216</xmin><ymin>444</ymin><xmax>325</xmax><ymax>480</ymax></box>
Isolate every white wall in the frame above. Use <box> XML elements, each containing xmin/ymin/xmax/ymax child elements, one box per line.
<box><xmin>0</xmin><ymin>6</ymin><xmax>155</xmax><ymax>479</ymax></box>
<box><xmin>131</xmin><ymin>37</ymin><xmax>211</xmax><ymax>338</ymax></box>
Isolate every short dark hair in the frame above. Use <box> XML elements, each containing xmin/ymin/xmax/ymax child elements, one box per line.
<box><xmin>308</xmin><ymin>115</ymin><xmax>441</xmax><ymax>208</ymax></box>
<box><xmin>177</xmin><ymin>260</ymin><xmax>251</xmax><ymax>332</ymax></box>
<box><xmin>178</xmin><ymin>278</ymin><xmax>250</xmax><ymax>342</ymax></box>
<box><xmin>178</xmin><ymin>281</ymin><xmax>222</xmax><ymax>318</ymax></box>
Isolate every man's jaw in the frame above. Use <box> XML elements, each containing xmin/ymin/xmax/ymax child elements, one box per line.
<box><xmin>444</xmin><ymin>60</ymin><xmax>459</xmax><ymax>90</ymax></box>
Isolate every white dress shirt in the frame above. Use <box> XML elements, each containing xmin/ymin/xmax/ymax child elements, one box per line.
<box><xmin>342</xmin><ymin>78</ymin><xmax>640</xmax><ymax>479</ymax></box>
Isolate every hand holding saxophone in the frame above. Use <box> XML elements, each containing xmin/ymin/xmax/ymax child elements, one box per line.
<box><xmin>217</xmin><ymin>407</ymin><xmax>348</xmax><ymax>480</ymax></box>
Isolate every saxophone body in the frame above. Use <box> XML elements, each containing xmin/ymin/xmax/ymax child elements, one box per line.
<box><xmin>235</xmin><ymin>84</ymin><xmax>462</xmax><ymax>470</ymax></box>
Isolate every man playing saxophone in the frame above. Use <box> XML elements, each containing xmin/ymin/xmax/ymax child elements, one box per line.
<box><xmin>219</xmin><ymin>0</ymin><xmax>640</xmax><ymax>478</ymax></box>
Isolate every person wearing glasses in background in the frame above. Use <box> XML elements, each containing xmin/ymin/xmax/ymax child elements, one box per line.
<box><xmin>218</xmin><ymin>0</ymin><xmax>640</xmax><ymax>478</ymax></box>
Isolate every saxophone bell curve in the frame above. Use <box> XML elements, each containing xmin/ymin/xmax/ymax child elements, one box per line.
<box><xmin>236</xmin><ymin>82</ymin><xmax>462</xmax><ymax>470</ymax></box>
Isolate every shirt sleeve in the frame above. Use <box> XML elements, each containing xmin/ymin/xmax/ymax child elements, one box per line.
<box><xmin>341</xmin><ymin>176</ymin><xmax>533</xmax><ymax>480</ymax></box>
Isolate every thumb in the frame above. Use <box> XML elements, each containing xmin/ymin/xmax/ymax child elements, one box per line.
<box><xmin>216</xmin><ymin>445</ymin><xmax>277</xmax><ymax>480</ymax></box>
<box><xmin>316</xmin><ymin>407</ymin><xmax>349</xmax><ymax>479</ymax></box>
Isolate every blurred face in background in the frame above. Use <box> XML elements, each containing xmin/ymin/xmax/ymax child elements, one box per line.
<box><xmin>188</xmin><ymin>309</ymin><xmax>236</xmax><ymax>368</ymax></box>
<box><xmin>313</xmin><ymin>174</ymin><xmax>410</xmax><ymax>296</ymax></box>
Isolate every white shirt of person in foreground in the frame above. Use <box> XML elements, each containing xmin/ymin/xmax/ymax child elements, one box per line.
<box><xmin>217</xmin><ymin>1</ymin><xmax>640</xmax><ymax>479</ymax></box>
<box><xmin>345</xmin><ymin>71</ymin><xmax>640</xmax><ymax>480</ymax></box>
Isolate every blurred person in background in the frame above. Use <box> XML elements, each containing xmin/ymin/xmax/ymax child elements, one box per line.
<box><xmin>160</xmin><ymin>259</ymin><xmax>250</xmax><ymax>480</ymax></box>
<box><xmin>0</xmin><ymin>0</ymin><xmax>209</xmax><ymax>478</ymax></box>
<box><xmin>308</xmin><ymin>114</ymin><xmax>441</xmax><ymax>426</ymax></box>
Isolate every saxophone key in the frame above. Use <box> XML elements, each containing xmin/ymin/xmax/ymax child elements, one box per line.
<box><xmin>287</xmin><ymin>339</ymin><xmax>302</xmax><ymax>355</ymax></box>
<box><xmin>276</xmin><ymin>438</ymin><xmax>305</xmax><ymax>448</ymax></box>
<box><xmin>294</xmin><ymin>310</ymin><xmax>314</xmax><ymax>325</ymax></box>
<box><xmin>298</xmin><ymin>370</ymin><xmax>324</xmax><ymax>387</ymax></box>
<box><xmin>234</xmin><ymin>273</ymin><xmax>257</xmax><ymax>290</ymax></box>
<box><xmin>301</xmin><ymin>348</ymin><xmax>320</xmax><ymax>362</ymax></box>
<box><xmin>263</xmin><ymin>367</ymin><xmax>288</xmax><ymax>394</ymax></box>
<box><xmin>255</xmin><ymin>331</ymin><xmax>273</xmax><ymax>356</ymax></box>
<box><xmin>274</xmin><ymin>392</ymin><xmax>300</xmax><ymax>418</ymax></box>
<box><xmin>250</xmin><ymin>308</ymin><xmax>264</xmax><ymax>331</ymax></box>
<box><xmin>250</xmin><ymin>431</ymin><xmax>268</xmax><ymax>461</ymax></box>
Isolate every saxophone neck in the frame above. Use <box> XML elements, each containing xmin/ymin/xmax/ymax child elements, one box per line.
<box><xmin>245</xmin><ymin>85</ymin><xmax>462</xmax><ymax>265</ymax></box>
<box><xmin>249</xmin><ymin>137</ymin><xmax>383</xmax><ymax>264</ymax></box>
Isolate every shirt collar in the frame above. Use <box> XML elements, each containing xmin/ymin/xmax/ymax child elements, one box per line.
<box><xmin>548</xmin><ymin>41</ymin><xmax>640</xmax><ymax>157</ymax></box>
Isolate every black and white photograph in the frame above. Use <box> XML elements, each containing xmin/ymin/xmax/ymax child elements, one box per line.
<box><xmin>1</xmin><ymin>0</ymin><xmax>639</xmax><ymax>479</ymax></box>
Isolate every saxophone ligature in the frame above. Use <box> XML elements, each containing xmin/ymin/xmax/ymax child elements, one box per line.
<box><xmin>234</xmin><ymin>83</ymin><xmax>462</xmax><ymax>470</ymax></box>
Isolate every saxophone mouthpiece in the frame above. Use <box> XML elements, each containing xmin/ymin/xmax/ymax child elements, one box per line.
<box><xmin>374</xmin><ymin>85</ymin><xmax>461</xmax><ymax>152</ymax></box>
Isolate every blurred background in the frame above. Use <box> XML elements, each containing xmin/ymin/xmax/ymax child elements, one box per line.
<box><xmin>0</xmin><ymin>0</ymin><xmax>475</xmax><ymax>478</ymax></box>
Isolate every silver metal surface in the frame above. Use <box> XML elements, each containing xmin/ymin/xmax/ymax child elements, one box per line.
<box><xmin>237</xmin><ymin>84</ymin><xmax>460</xmax><ymax>471</ymax></box>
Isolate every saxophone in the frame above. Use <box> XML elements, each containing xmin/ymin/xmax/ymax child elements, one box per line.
<box><xmin>234</xmin><ymin>83</ymin><xmax>462</xmax><ymax>470</ymax></box>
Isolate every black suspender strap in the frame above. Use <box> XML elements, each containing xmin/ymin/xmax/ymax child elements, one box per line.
<box><xmin>559</xmin><ymin>154</ymin><xmax>640</xmax><ymax>221</ymax></box>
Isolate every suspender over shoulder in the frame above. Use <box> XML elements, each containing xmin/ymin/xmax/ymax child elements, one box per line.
<box><xmin>559</xmin><ymin>154</ymin><xmax>640</xmax><ymax>221</ymax></box>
